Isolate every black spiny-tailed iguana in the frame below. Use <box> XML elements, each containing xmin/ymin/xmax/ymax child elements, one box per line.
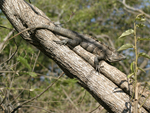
<box><xmin>39</xmin><ymin>25</ymin><xmax>126</xmax><ymax>72</ymax></box>
<box><xmin>6</xmin><ymin>24</ymin><xmax>126</xmax><ymax>72</ymax></box>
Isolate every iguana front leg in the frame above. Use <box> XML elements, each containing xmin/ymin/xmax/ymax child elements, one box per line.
<box><xmin>94</xmin><ymin>55</ymin><xmax>104</xmax><ymax>72</ymax></box>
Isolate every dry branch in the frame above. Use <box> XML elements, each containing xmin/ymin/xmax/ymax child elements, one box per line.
<box><xmin>0</xmin><ymin>0</ymin><xmax>150</xmax><ymax>112</ymax></box>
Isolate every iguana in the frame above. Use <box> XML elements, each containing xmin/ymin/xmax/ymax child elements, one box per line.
<box><xmin>5</xmin><ymin>24</ymin><xmax>126</xmax><ymax>72</ymax></box>
<box><xmin>40</xmin><ymin>25</ymin><xmax>126</xmax><ymax>72</ymax></box>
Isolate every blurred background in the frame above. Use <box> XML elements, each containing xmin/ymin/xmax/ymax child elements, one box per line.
<box><xmin>0</xmin><ymin>0</ymin><xmax>150</xmax><ymax>112</ymax></box>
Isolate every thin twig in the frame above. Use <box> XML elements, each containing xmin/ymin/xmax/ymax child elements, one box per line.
<box><xmin>22</xmin><ymin>105</ymin><xmax>53</xmax><ymax>113</ymax></box>
<box><xmin>77</xmin><ymin>90</ymin><xmax>86</xmax><ymax>105</ymax></box>
<box><xmin>32</xmin><ymin>50</ymin><xmax>40</xmax><ymax>72</ymax></box>
<box><xmin>89</xmin><ymin>104</ymin><xmax>100</xmax><ymax>113</ymax></box>
<box><xmin>11</xmin><ymin>72</ymin><xmax>64</xmax><ymax>113</ymax></box>
<box><xmin>0</xmin><ymin>25</ymin><xmax>13</xmax><ymax>30</ymax></box>
<box><xmin>0</xmin><ymin>29</ymin><xmax>15</xmax><ymax>53</ymax></box>
<box><xmin>62</xmin><ymin>86</ymin><xmax>79</xmax><ymax>111</ymax></box>
<box><xmin>0</xmin><ymin>39</ymin><xmax>21</xmax><ymax>65</ymax></box>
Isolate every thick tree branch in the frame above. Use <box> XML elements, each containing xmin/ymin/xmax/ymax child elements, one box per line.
<box><xmin>0</xmin><ymin>0</ymin><xmax>150</xmax><ymax>112</ymax></box>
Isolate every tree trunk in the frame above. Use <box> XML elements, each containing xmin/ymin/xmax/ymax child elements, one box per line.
<box><xmin>0</xmin><ymin>0</ymin><xmax>150</xmax><ymax>112</ymax></box>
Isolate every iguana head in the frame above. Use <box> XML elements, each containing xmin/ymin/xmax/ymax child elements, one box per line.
<box><xmin>106</xmin><ymin>51</ymin><xmax>126</xmax><ymax>62</ymax></box>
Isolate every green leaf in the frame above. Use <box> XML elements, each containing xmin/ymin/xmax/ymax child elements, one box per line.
<box><xmin>118</xmin><ymin>29</ymin><xmax>134</xmax><ymax>39</ymax></box>
<box><xmin>28</xmin><ymin>72</ymin><xmax>37</xmax><ymax>78</ymax></box>
<box><xmin>29</xmin><ymin>88</ymin><xmax>35</xmax><ymax>91</ymax></box>
<box><xmin>117</xmin><ymin>43</ymin><xmax>134</xmax><ymax>51</ymax></box>
<box><xmin>135</xmin><ymin>17</ymin><xmax>146</xmax><ymax>22</ymax></box>
<box><xmin>139</xmin><ymin>53</ymin><xmax>150</xmax><ymax>59</ymax></box>
<box><xmin>147</xmin><ymin>82</ymin><xmax>150</xmax><ymax>86</ymax></box>
<box><xmin>17</xmin><ymin>56</ymin><xmax>31</xmax><ymax>71</ymax></box>
<box><xmin>136</xmin><ymin>23</ymin><xmax>145</xmax><ymax>28</ymax></box>
<box><xmin>138</xmin><ymin>67</ymin><xmax>146</xmax><ymax>73</ymax></box>
<box><xmin>130</xmin><ymin>62</ymin><xmax>134</xmax><ymax>72</ymax></box>
<box><xmin>34</xmin><ymin>88</ymin><xmax>43</xmax><ymax>91</ymax></box>
<box><xmin>127</xmin><ymin>73</ymin><xmax>134</xmax><ymax>78</ymax></box>
<box><xmin>141</xmin><ymin>18</ymin><xmax>146</xmax><ymax>22</ymax></box>
<box><xmin>138</xmin><ymin>37</ymin><xmax>150</xmax><ymax>41</ymax></box>
<box><xmin>135</xmin><ymin>14</ymin><xmax>145</xmax><ymax>22</ymax></box>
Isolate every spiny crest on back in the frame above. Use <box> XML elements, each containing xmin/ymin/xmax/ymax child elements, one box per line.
<box><xmin>92</xmin><ymin>36</ymin><xmax>115</xmax><ymax>51</ymax></box>
<box><xmin>83</xmin><ymin>34</ymin><xmax>115</xmax><ymax>51</ymax></box>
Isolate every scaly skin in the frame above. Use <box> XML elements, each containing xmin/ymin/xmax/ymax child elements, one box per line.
<box><xmin>7</xmin><ymin>24</ymin><xmax>125</xmax><ymax>72</ymax></box>
<box><xmin>40</xmin><ymin>24</ymin><xmax>126</xmax><ymax>72</ymax></box>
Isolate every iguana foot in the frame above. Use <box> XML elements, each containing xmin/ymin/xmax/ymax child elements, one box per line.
<box><xmin>94</xmin><ymin>56</ymin><xmax>104</xmax><ymax>73</ymax></box>
<box><xmin>95</xmin><ymin>64</ymin><xmax>104</xmax><ymax>73</ymax></box>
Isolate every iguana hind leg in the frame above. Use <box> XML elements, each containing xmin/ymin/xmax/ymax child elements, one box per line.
<box><xmin>54</xmin><ymin>38</ymin><xmax>81</xmax><ymax>47</ymax></box>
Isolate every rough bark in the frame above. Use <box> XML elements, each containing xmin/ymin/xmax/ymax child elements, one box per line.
<box><xmin>0</xmin><ymin>0</ymin><xmax>150</xmax><ymax>112</ymax></box>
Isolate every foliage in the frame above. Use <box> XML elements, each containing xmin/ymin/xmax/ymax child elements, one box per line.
<box><xmin>0</xmin><ymin>0</ymin><xmax>150</xmax><ymax>112</ymax></box>
<box><xmin>118</xmin><ymin>14</ymin><xmax>150</xmax><ymax>112</ymax></box>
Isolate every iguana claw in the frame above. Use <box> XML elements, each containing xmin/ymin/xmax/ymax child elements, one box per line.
<box><xmin>95</xmin><ymin>64</ymin><xmax>104</xmax><ymax>73</ymax></box>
